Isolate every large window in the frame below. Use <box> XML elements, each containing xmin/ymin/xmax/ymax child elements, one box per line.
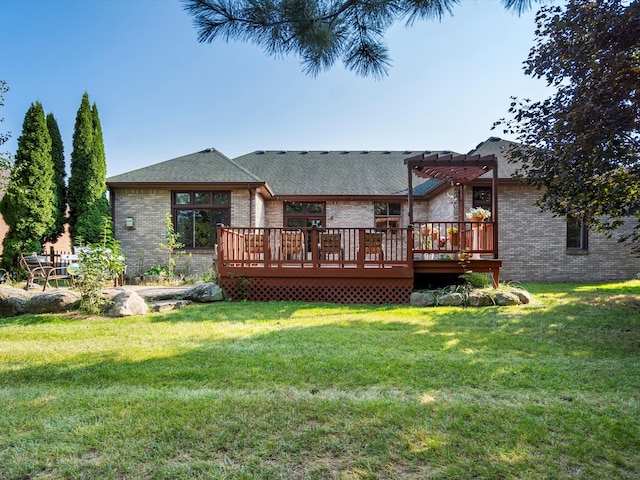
<box><xmin>283</xmin><ymin>202</ymin><xmax>325</xmax><ymax>229</ymax></box>
<box><xmin>173</xmin><ymin>191</ymin><xmax>230</xmax><ymax>248</ymax></box>
<box><xmin>374</xmin><ymin>202</ymin><xmax>401</xmax><ymax>231</ymax></box>
<box><xmin>567</xmin><ymin>216</ymin><xmax>588</xmax><ymax>252</ymax></box>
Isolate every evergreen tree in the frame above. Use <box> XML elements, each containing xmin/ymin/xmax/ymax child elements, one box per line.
<box><xmin>44</xmin><ymin>113</ymin><xmax>67</xmax><ymax>244</ymax></box>
<box><xmin>68</xmin><ymin>92</ymin><xmax>92</xmax><ymax>243</ymax></box>
<box><xmin>0</xmin><ymin>80</ymin><xmax>10</xmax><ymax>169</ymax></box>
<box><xmin>0</xmin><ymin>102</ymin><xmax>55</xmax><ymax>268</ymax></box>
<box><xmin>68</xmin><ymin>92</ymin><xmax>111</xmax><ymax>245</ymax></box>
<box><xmin>183</xmin><ymin>0</ymin><xmax>541</xmax><ymax>78</ymax></box>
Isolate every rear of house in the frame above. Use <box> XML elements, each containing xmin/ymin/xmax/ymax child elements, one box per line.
<box><xmin>106</xmin><ymin>138</ymin><xmax>640</xmax><ymax>285</ymax></box>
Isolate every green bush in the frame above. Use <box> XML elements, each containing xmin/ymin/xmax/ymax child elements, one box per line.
<box><xmin>463</xmin><ymin>272</ymin><xmax>492</xmax><ymax>288</ymax></box>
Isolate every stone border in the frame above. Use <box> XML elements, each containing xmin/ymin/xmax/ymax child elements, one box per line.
<box><xmin>410</xmin><ymin>286</ymin><xmax>532</xmax><ymax>307</ymax></box>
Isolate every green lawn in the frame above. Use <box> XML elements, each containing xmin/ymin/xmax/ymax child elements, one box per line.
<box><xmin>0</xmin><ymin>281</ymin><xmax>638</xmax><ymax>479</ymax></box>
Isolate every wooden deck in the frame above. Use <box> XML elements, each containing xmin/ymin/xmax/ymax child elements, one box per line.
<box><xmin>217</xmin><ymin>225</ymin><xmax>500</xmax><ymax>303</ymax></box>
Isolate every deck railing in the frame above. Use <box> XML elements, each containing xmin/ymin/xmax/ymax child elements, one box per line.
<box><xmin>218</xmin><ymin>227</ymin><xmax>412</xmax><ymax>269</ymax></box>
<box><xmin>412</xmin><ymin>221</ymin><xmax>497</xmax><ymax>258</ymax></box>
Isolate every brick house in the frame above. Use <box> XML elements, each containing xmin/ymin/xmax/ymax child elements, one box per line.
<box><xmin>106</xmin><ymin>137</ymin><xmax>640</xmax><ymax>285</ymax></box>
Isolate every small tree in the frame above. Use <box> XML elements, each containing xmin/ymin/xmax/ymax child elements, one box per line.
<box><xmin>159</xmin><ymin>212</ymin><xmax>185</xmax><ymax>278</ymax></box>
<box><xmin>76</xmin><ymin>217</ymin><xmax>126</xmax><ymax>315</ymax></box>
<box><xmin>0</xmin><ymin>101</ymin><xmax>55</xmax><ymax>268</ymax></box>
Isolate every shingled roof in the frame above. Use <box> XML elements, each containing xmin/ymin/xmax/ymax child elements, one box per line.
<box><xmin>108</xmin><ymin>142</ymin><xmax>521</xmax><ymax>197</ymax></box>
<box><xmin>468</xmin><ymin>137</ymin><xmax>521</xmax><ymax>180</ymax></box>
<box><xmin>233</xmin><ymin>150</ymin><xmax>446</xmax><ymax>196</ymax></box>
<box><xmin>106</xmin><ymin>148</ymin><xmax>263</xmax><ymax>186</ymax></box>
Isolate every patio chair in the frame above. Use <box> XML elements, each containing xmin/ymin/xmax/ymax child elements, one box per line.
<box><xmin>19</xmin><ymin>253</ymin><xmax>73</xmax><ymax>291</ymax></box>
<box><xmin>359</xmin><ymin>232</ymin><xmax>385</xmax><ymax>265</ymax></box>
<box><xmin>244</xmin><ymin>233</ymin><xmax>266</xmax><ymax>261</ymax></box>
<box><xmin>320</xmin><ymin>232</ymin><xmax>344</xmax><ymax>265</ymax></box>
<box><xmin>280</xmin><ymin>230</ymin><xmax>305</xmax><ymax>261</ymax></box>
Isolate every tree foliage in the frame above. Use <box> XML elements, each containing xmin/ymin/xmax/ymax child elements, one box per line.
<box><xmin>68</xmin><ymin>93</ymin><xmax>111</xmax><ymax>245</ymax></box>
<box><xmin>182</xmin><ymin>0</ymin><xmax>540</xmax><ymax>78</ymax></box>
<box><xmin>0</xmin><ymin>102</ymin><xmax>55</xmax><ymax>268</ymax></box>
<box><xmin>497</xmin><ymin>0</ymin><xmax>640</xmax><ymax>252</ymax></box>
<box><xmin>0</xmin><ymin>80</ymin><xmax>10</xmax><ymax>169</ymax></box>
<box><xmin>44</xmin><ymin>113</ymin><xmax>67</xmax><ymax>244</ymax></box>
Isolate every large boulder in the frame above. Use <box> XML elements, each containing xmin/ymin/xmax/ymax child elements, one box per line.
<box><xmin>494</xmin><ymin>291</ymin><xmax>521</xmax><ymax>306</ymax></box>
<box><xmin>103</xmin><ymin>289</ymin><xmax>149</xmax><ymax>317</ymax></box>
<box><xmin>410</xmin><ymin>291</ymin><xmax>436</xmax><ymax>307</ymax></box>
<box><xmin>467</xmin><ymin>291</ymin><xmax>494</xmax><ymax>307</ymax></box>
<box><xmin>26</xmin><ymin>289</ymin><xmax>81</xmax><ymax>314</ymax></box>
<box><xmin>437</xmin><ymin>292</ymin><xmax>465</xmax><ymax>307</ymax></box>
<box><xmin>510</xmin><ymin>288</ymin><xmax>532</xmax><ymax>305</ymax></box>
<box><xmin>0</xmin><ymin>287</ymin><xmax>30</xmax><ymax>317</ymax></box>
<box><xmin>184</xmin><ymin>282</ymin><xmax>225</xmax><ymax>303</ymax></box>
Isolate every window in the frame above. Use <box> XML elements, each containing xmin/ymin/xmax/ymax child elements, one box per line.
<box><xmin>472</xmin><ymin>187</ymin><xmax>492</xmax><ymax>210</ymax></box>
<box><xmin>173</xmin><ymin>191</ymin><xmax>230</xmax><ymax>248</ymax></box>
<box><xmin>283</xmin><ymin>202</ymin><xmax>325</xmax><ymax>229</ymax></box>
<box><xmin>374</xmin><ymin>202</ymin><xmax>401</xmax><ymax>231</ymax></box>
<box><xmin>567</xmin><ymin>216</ymin><xmax>588</xmax><ymax>252</ymax></box>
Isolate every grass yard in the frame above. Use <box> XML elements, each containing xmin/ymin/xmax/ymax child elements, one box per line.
<box><xmin>0</xmin><ymin>280</ymin><xmax>639</xmax><ymax>479</ymax></box>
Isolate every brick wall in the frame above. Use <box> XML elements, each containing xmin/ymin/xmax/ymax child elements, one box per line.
<box><xmin>113</xmin><ymin>187</ymin><xmax>252</xmax><ymax>276</ymax></box>
<box><xmin>491</xmin><ymin>185</ymin><xmax>640</xmax><ymax>282</ymax></box>
<box><xmin>113</xmin><ymin>186</ymin><xmax>639</xmax><ymax>282</ymax></box>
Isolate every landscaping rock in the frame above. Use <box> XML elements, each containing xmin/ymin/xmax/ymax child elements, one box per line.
<box><xmin>0</xmin><ymin>287</ymin><xmax>30</xmax><ymax>317</ymax></box>
<box><xmin>183</xmin><ymin>282</ymin><xmax>225</xmax><ymax>303</ymax></box>
<box><xmin>149</xmin><ymin>299</ymin><xmax>192</xmax><ymax>313</ymax></box>
<box><xmin>467</xmin><ymin>291</ymin><xmax>494</xmax><ymax>307</ymax></box>
<box><xmin>26</xmin><ymin>290</ymin><xmax>81</xmax><ymax>314</ymax></box>
<box><xmin>104</xmin><ymin>289</ymin><xmax>149</xmax><ymax>317</ymax></box>
<box><xmin>510</xmin><ymin>288</ymin><xmax>532</xmax><ymax>305</ymax></box>
<box><xmin>493</xmin><ymin>291</ymin><xmax>521</xmax><ymax>306</ymax></box>
<box><xmin>437</xmin><ymin>292</ymin><xmax>465</xmax><ymax>306</ymax></box>
<box><xmin>410</xmin><ymin>291</ymin><xmax>436</xmax><ymax>307</ymax></box>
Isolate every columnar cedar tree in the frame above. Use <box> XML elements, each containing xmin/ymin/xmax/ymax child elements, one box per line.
<box><xmin>0</xmin><ymin>101</ymin><xmax>55</xmax><ymax>267</ymax></box>
<box><xmin>44</xmin><ymin>113</ymin><xmax>67</xmax><ymax>244</ymax></box>
<box><xmin>68</xmin><ymin>92</ymin><xmax>111</xmax><ymax>245</ymax></box>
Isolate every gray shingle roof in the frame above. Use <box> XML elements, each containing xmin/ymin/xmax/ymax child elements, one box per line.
<box><xmin>468</xmin><ymin>137</ymin><xmax>521</xmax><ymax>180</ymax></box>
<box><xmin>106</xmin><ymin>148</ymin><xmax>263</xmax><ymax>185</ymax></box>
<box><xmin>233</xmin><ymin>150</ymin><xmax>447</xmax><ymax>196</ymax></box>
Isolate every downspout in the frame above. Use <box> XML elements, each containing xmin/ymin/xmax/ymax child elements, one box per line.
<box><xmin>248</xmin><ymin>186</ymin><xmax>254</xmax><ymax>228</ymax></box>
<box><xmin>407</xmin><ymin>165</ymin><xmax>414</xmax><ymax>225</ymax></box>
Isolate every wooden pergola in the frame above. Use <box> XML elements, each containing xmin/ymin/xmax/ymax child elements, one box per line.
<box><xmin>404</xmin><ymin>152</ymin><xmax>499</xmax><ymax>258</ymax></box>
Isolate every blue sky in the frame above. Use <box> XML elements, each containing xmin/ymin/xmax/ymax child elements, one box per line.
<box><xmin>1</xmin><ymin>0</ymin><xmax>553</xmax><ymax>177</ymax></box>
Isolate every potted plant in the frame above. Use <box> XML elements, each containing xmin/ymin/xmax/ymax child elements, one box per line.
<box><xmin>446</xmin><ymin>226</ymin><xmax>459</xmax><ymax>246</ymax></box>
<box><xmin>466</xmin><ymin>207</ymin><xmax>491</xmax><ymax>222</ymax></box>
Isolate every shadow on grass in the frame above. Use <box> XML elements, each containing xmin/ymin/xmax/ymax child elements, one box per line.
<box><xmin>2</xmin><ymin>307</ymin><xmax>638</xmax><ymax>394</ymax></box>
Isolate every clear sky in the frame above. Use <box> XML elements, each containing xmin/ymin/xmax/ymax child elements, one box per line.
<box><xmin>1</xmin><ymin>0</ymin><xmax>553</xmax><ymax>177</ymax></box>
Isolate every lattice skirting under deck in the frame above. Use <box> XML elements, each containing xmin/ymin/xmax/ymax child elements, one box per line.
<box><xmin>220</xmin><ymin>276</ymin><xmax>413</xmax><ymax>304</ymax></box>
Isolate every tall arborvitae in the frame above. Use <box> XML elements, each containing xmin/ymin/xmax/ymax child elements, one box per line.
<box><xmin>90</xmin><ymin>102</ymin><xmax>111</xmax><ymax>232</ymax></box>
<box><xmin>44</xmin><ymin>113</ymin><xmax>67</xmax><ymax>244</ymax></box>
<box><xmin>68</xmin><ymin>92</ymin><xmax>111</xmax><ymax>245</ymax></box>
<box><xmin>0</xmin><ymin>102</ymin><xmax>55</xmax><ymax>268</ymax></box>
<box><xmin>68</xmin><ymin>92</ymin><xmax>92</xmax><ymax>243</ymax></box>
